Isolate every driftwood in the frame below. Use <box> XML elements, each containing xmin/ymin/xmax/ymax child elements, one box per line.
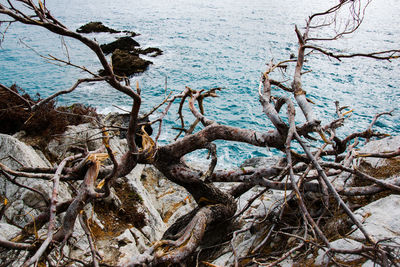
<box><xmin>0</xmin><ymin>0</ymin><xmax>400</xmax><ymax>266</ymax></box>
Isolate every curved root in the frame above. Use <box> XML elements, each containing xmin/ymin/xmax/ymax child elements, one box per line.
<box><xmin>127</xmin><ymin>203</ymin><xmax>233</xmax><ymax>266</ymax></box>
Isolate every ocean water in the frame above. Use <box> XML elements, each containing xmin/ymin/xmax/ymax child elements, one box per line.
<box><xmin>0</xmin><ymin>0</ymin><xmax>399</xmax><ymax>168</ymax></box>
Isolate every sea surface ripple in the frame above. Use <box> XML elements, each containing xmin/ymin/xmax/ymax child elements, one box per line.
<box><xmin>0</xmin><ymin>0</ymin><xmax>399</xmax><ymax>168</ymax></box>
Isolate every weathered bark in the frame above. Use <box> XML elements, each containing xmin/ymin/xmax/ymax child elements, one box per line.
<box><xmin>1</xmin><ymin>1</ymin><xmax>400</xmax><ymax>266</ymax></box>
<box><xmin>53</xmin><ymin>155</ymin><xmax>103</xmax><ymax>243</ymax></box>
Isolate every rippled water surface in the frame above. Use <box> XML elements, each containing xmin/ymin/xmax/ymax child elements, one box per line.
<box><xmin>1</xmin><ymin>0</ymin><xmax>399</xmax><ymax>167</ymax></box>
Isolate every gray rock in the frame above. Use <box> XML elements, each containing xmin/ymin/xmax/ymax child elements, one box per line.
<box><xmin>20</xmin><ymin>183</ymin><xmax>49</xmax><ymax>210</ymax></box>
<box><xmin>47</xmin><ymin>123</ymin><xmax>103</xmax><ymax>161</ymax></box>
<box><xmin>358</xmin><ymin>136</ymin><xmax>400</xmax><ymax>170</ymax></box>
<box><xmin>279</xmin><ymin>259</ymin><xmax>295</xmax><ymax>266</ymax></box>
<box><xmin>240</xmin><ymin>156</ymin><xmax>281</xmax><ymax>169</ymax></box>
<box><xmin>140</xmin><ymin>166</ymin><xmax>196</xmax><ymax>226</ymax></box>
<box><xmin>0</xmin><ymin>223</ymin><xmax>20</xmax><ymax>240</ymax></box>
<box><xmin>237</xmin><ymin>188</ymin><xmax>285</xmax><ymax>219</ymax></box>
<box><xmin>312</xmin><ymin>195</ymin><xmax>400</xmax><ymax>265</ymax></box>
<box><xmin>117</xmin><ymin>229</ymin><xmax>136</xmax><ymax>245</ymax></box>
<box><xmin>166</xmin><ymin>204</ymin><xmax>194</xmax><ymax>226</ymax></box>
<box><xmin>118</xmin><ymin>227</ymin><xmax>152</xmax><ymax>266</ymax></box>
<box><xmin>0</xmin><ymin>134</ymin><xmax>71</xmax><ymax>226</ymax></box>
<box><xmin>212</xmin><ymin>251</ymin><xmax>234</xmax><ymax>266</ymax></box>
<box><xmin>124</xmin><ymin>165</ymin><xmax>167</xmax><ymax>241</ymax></box>
<box><xmin>0</xmin><ymin>133</ymin><xmax>51</xmax><ymax>169</ymax></box>
<box><xmin>315</xmin><ymin>238</ymin><xmax>363</xmax><ymax>265</ymax></box>
<box><xmin>212</xmin><ymin>230</ymin><xmax>257</xmax><ymax>266</ymax></box>
<box><xmin>362</xmin><ymin>260</ymin><xmax>379</xmax><ymax>267</ymax></box>
<box><xmin>350</xmin><ymin>194</ymin><xmax>400</xmax><ymax>242</ymax></box>
<box><xmin>109</xmin><ymin>137</ymin><xmax>128</xmax><ymax>161</ymax></box>
<box><xmin>119</xmin><ymin>242</ymin><xmax>141</xmax><ymax>266</ymax></box>
<box><xmin>68</xmin><ymin>220</ymin><xmax>91</xmax><ymax>262</ymax></box>
<box><xmin>212</xmin><ymin>188</ymin><xmax>287</xmax><ymax>266</ymax></box>
<box><xmin>95</xmin><ymin>238</ymin><xmax>120</xmax><ymax>264</ymax></box>
<box><xmin>129</xmin><ymin>227</ymin><xmax>151</xmax><ymax>253</ymax></box>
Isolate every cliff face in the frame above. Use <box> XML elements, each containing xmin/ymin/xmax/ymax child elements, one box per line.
<box><xmin>0</xmin><ymin>123</ymin><xmax>399</xmax><ymax>266</ymax></box>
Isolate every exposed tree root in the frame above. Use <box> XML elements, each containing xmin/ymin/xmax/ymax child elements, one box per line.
<box><xmin>1</xmin><ymin>1</ymin><xmax>400</xmax><ymax>266</ymax></box>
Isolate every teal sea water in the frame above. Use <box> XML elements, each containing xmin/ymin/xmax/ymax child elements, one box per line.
<box><xmin>0</xmin><ymin>0</ymin><xmax>399</xmax><ymax>167</ymax></box>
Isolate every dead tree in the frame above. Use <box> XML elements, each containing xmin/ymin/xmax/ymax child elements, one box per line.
<box><xmin>0</xmin><ymin>0</ymin><xmax>400</xmax><ymax>266</ymax></box>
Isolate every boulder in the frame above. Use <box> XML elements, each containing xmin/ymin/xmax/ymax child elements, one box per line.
<box><xmin>240</xmin><ymin>156</ymin><xmax>282</xmax><ymax>169</ymax></box>
<box><xmin>137</xmin><ymin>47</ymin><xmax>163</xmax><ymax>57</ymax></box>
<box><xmin>357</xmin><ymin>136</ymin><xmax>400</xmax><ymax>177</ymax></box>
<box><xmin>117</xmin><ymin>227</ymin><xmax>153</xmax><ymax>265</ymax></box>
<box><xmin>315</xmin><ymin>238</ymin><xmax>364</xmax><ymax>265</ymax></box>
<box><xmin>77</xmin><ymin>21</ymin><xmax>121</xmax><ymax>33</ymax></box>
<box><xmin>328</xmin><ymin>137</ymin><xmax>400</xmax><ymax>190</ymax></box>
<box><xmin>140</xmin><ymin>166</ymin><xmax>196</xmax><ymax>226</ymax></box>
<box><xmin>0</xmin><ymin>122</ymin><xmax>172</xmax><ymax>265</ymax></box>
<box><xmin>100</xmin><ymin>37</ymin><xmax>140</xmax><ymax>54</ymax></box>
<box><xmin>110</xmin><ymin>49</ymin><xmax>152</xmax><ymax>76</ymax></box>
<box><xmin>0</xmin><ymin>133</ymin><xmax>51</xmax><ymax>169</ymax></box>
<box><xmin>47</xmin><ymin>122</ymin><xmax>103</xmax><ymax>162</ymax></box>
<box><xmin>117</xmin><ymin>230</ymin><xmax>141</xmax><ymax>265</ymax></box>
<box><xmin>66</xmin><ymin>214</ymin><xmax>92</xmax><ymax>263</ymax></box>
<box><xmin>103</xmin><ymin>112</ymin><xmax>130</xmax><ymax>128</ymax></box>
<box><xmin>212</xmin><ymin>188</ymin><xmax>287</xmax><ymax>266</ymax></box>
<box><xmin>237</xmin><ymin>188</ymin><xmax>286</xmax><ymax>218</ymax></box>
<box><xmin>100</xmin><ymin>37</ymin><xmax>162</xmax><ymax>57</ymax></box>
<box><xmin>123</xmin><ymin>164</ymin><xmax>167</xmax><ymax>239</ymax></box>
<box><xmin>350</xmin><ymin>194</ymin><xmax>400</xmax><ymax>242</ymax></box>
<box><xmin>63</xmin><ymin>163</ymin><xmax>166</xmax><ymax>266</ymax></box>
<box><xmin>362</xmin><ymin>260</ymin><xmax>379</xmax><ymax>267</ymax></box>
<box><xmin>0</xmin><ymin>223</ymin><xmax>20</xmax><ymax>240</ymax></box>
<box><xmin>0</xmin><ymin>223</ymin><xmax>29</xmax><ymax>266</ymax></box>
<box><xmin>313</xmin><ymin>195</ymin><xmax>400</xmax><ymax>265</ymax></box>
<box><xmin>0</xmin><ymin>133</ymin><xmax>71</xmax><ymax>226</ymax></box>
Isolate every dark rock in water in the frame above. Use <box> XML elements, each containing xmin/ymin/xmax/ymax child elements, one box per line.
<box><xmin>101</xmin><ymin>37</ymin><xmax>140</xmax><ymax>54</ymax></box>
<box><xmin>123</xmin><ymin>30</ymin><xmax>139</xmax><ymax>37</ymax></box>
<box><xmin>98</xmin><ymin>35</ymin><xmax>161</xmax><ymax>76</ymax></box>
<box><xmin>111</xmin><ymin>49</ymin><xmax>152</xmax><ymax>76</ymax></box>
<box><xmin>76</xmin><ymin>21</ymin><xmax>121</xmax><ymax>34</ymax></box>
<box><xmin>138</xmin><ymin>47</ymin><xmax>163</xmax><ymax>57</ymax></box>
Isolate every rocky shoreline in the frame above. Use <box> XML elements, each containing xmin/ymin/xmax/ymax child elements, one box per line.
<box><xmin>1</xmin><ymin>2</ymin><xmax>399</xmax><ymax>265</ymax></box>
<box><xmin>0</xmin><ymin>118</ymin><xmax>399</xmax><ymax>266</ymax></box>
